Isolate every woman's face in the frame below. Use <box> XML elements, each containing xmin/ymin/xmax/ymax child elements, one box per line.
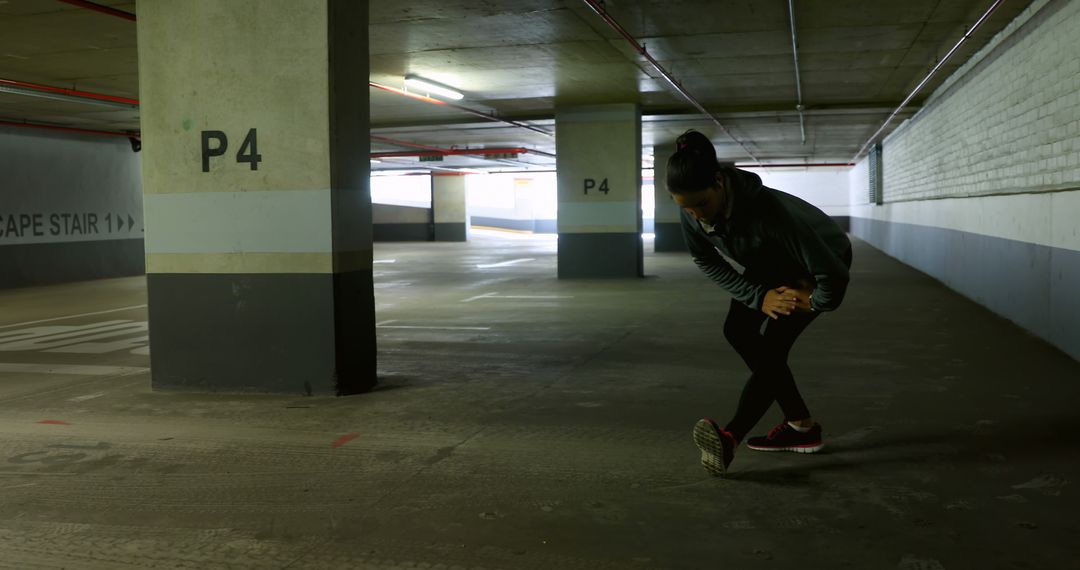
<box><xmin>672</xmin><ymin>185</ymin><xmax>724</xmax><ymax>224</ymax></box>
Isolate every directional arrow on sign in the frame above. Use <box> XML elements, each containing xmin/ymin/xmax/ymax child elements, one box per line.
<box><xmin>128</xmin><ymin>214</ymin><xmax>135</xmax><ymax>231</ymax></box>
<box><xmin>116</xmin><ymin>214</ymin><xmax>124</xmax><ymax>231</ymax></box>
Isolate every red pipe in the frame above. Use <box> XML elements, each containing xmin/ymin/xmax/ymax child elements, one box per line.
<box><xmin>0</xmin><ymin>78</ymin><xmax>139</xmax><ymax>106</ymax></box>
<box><xmin>581</xmin><ymin>0</ymin><xmax>761</xmax><ymax>165</ymax></box>
<box><xmin>370</xmin><ymin>81</ymin><xmax>553</xmax><ymax>138</ymax></box>
<box><xmin>371</xmin><ymin>147</ymin><xmax>555</xmax><ymax>159</ymax></box>
<box><xmin>0</xmin><ymin>119</ymin><xmax>137</xmax><ymax>138</ymax></box>
<box><xmin>57</xmin><ymin>0</ymin><xmax>136</xmax><ymax>21</ymax></box>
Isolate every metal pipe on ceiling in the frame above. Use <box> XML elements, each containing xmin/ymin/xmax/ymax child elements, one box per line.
<box><xmin>370</xmin><ymin>135</ymin><xmax>552</xmax><ymax>171</ymax></box>
<box><xmin>370</xmin><ymin>134</ymin><xmax>447</xmax><ymax>152</ymax></box>
<box><xmin>57</xmin><ymin>0</ymin><xmax>136</xmax><ymax>21</ymax></box>
<box><xmin>369</xmin><ymin>81</ymin><xmax>553</xmax><ymax>138</ymax></box>
<box><xmin>0</xmin><ymin>119</ymin><xmax>136</xmax><ymax>138</ymax></box>
<box><xmin>371</xmin><ymin>147</ymin><xmax>555</xmax><ymax>159</ymax></box>
<box><xmin>0</xmin><ymin>78</ymin><xmax>139</xmax><ymax>110</ymax></box>
<box><xmin>851</xmin><ymin>0</ymin><xmax>1006</xmax><ymax>162</ymax></box>
<box><xmin>373</xmin><ymin>137</ymin><xmax>552</xmax><ymax>170</ymax></box>
<box><xmin>735</xmin><ymin>162</ymin><xmax>854</xmax><ymax>168</ymax></box>
<box><xmin>581</xmin><ymin>0</ymin><xmax>762</xmax><ymax>165</ymax></box>
<box><xmin>787</xmin><ymin>0</ymin><xmax>807</xmax><ymax>146</ymax></box>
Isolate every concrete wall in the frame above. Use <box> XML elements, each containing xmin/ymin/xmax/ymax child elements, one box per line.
<box><xmin>469</xmin><ymin>174</ymin><xmax>557</xmax><ymax>233</ymax></box>
<box><xmin>373</xmin><ymin>203</ymin><xmax>431</xmax><ymax>241</ymax></box>
<box><xmin>850</xmin><ymin>0</ymin><xmax>1080</xmax><ymax>361</ymax></box>
<box><xmin>746</xmin><ymin>167</ymin><xmax>852</xmax><ymax>230</ymax></box>
<box><xmin>0</xmin><ymin>128</ymin><xmax>144</xmax><ymax>288</ymax></box>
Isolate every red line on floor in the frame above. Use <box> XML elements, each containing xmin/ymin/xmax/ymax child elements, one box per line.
<box><xmin>331</xmin><ymin>432</ymin><xmax>359</xmax><ymax>448</ymax></box>
<box><xmin>38</xmin><ymin>420</ymin><xmax>71</xmax><ymax>425</ymax></box>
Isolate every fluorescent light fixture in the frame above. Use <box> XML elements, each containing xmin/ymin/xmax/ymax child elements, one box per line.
<box><xmin>403</xmin><ymin>75</ymin><xmax>464</xmax><ymax>100</ymax></box>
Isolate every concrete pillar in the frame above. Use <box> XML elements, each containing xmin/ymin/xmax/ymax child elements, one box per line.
<box><xmin>432</xmin><ymin>173</ymin><xmax>468</xmax><ymax>241</ymax></box>
<box><xmin>555</xmin><ymin>104</ymin><xmax>642</xmax><ymax>278</ymax></box>
<box><xmin>137</xmin><ymin>0</ymin><xmax>375</xmax><ymax>395</ymax></box>
<box><xmin>653</xmin><ymin>143</ymin><xmax>687</xmax><ymax>252</ymax></box>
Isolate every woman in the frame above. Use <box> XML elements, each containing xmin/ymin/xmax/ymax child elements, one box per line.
<box><xmin>667</xmin><ymin>130</ymin><xmax>852</xmax><ymax>476</ymax></box>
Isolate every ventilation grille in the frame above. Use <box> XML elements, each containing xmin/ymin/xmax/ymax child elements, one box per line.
<box><xmin>868</xmin><ymin>143</ymin><xmax>883</xmax><ymax>205</ymax></box>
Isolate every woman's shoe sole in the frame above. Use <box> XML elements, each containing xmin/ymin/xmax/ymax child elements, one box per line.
<box><xmin>692</xmin><ymin>419</ymin><xmax>729</xmax><ymax>476</ymax></box>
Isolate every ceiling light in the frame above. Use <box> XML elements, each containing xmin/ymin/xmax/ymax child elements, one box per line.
<box><xmin>404</xmin><ymin>75</ymin><xmax>464</xmax><ymax>101</ymax></box>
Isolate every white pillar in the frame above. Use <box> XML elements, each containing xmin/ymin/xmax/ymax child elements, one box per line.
<box><xmin>138</xmin><ymin>0</ymin><xmax>375</xmax><ymax>395</ymax></box>
<box><xmin>555</xmin><ymin>104</ymin><xmax>642</xmax><ymax>278</ymax></box>
<box><xmin>432</xmin><ymin>173</ymin><xmax>468</xmax><ymax>241</ymax></box>
<box><xmin>653</xmin><ymin>143</ymin><xmax>687</xmax><ymax>252</ymax></box>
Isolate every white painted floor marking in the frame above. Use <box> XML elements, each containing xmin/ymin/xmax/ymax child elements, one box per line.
<box><xmin>500</xmin><ymin>295</ymin><xmax>573</xmax><ymax>299</ymax></box>
<box><xmin>0</xmin><ymin>363</ymin><xmax>149</xmax><ymax>376</ymax></box>
<box><xmin>462</xmin><ymin>292</ymin><xmax>499</xmax><ymax>303</ymax></box>
<box><xmin>476</xmin><ymin>258</ymin><xmax>535</xmax><ymax>269</ymax></box>
<box><xmin>374</xmin><ymin>259</ymin><xmax>397</xmax><ymax>264</ymax></box>
<box><xmin>67</xmin><ymin>392</ymin><xmax>106</xmax><ymax>403</ymax></box>
<box><xmin>0</xmin><ymin>483</ymin><xmax>37</xmax><ymax>490</ymax></box>
<box><xmin>376</xmin><ymin>320</ymin><xmax>398</xmax><ymax>326</ymax></box>
<box><xmin>0</xmin><ymin>321</ymin><xmax>147</xmax><ymax>353</ymax></box>
<box><xmin>0</xmin><ymin>305</ymin><xmax>148</xmax><ymax>330</ymax></box>
<box><xmin>377</xmin><ymin>325</ymin><xmax>491</xmax><ymax>331</ymax></box>
<box><xmin>463</xmin><ymin>293</ymin><xmax>573</xmax><ymax>301</ymax></box>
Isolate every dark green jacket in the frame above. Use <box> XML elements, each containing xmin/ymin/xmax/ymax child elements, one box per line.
<box><xmin>680</xmin><ymin>168</ymin><xmax>851</xmax><ymax>312</ymax></box>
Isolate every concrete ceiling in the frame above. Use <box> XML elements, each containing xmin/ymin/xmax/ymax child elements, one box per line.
<box><xmin>0</xmin><ymin>0</ymin><xmax>1034</xmax><ymax>172</ymax></box>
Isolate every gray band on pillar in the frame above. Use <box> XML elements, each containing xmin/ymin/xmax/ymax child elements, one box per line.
<box><xmin>557</xmin><ymin>233</ymin><xmax>643</xmax><ymax>278</ymax></box>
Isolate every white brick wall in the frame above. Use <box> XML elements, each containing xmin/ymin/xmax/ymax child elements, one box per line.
<box><xmin>850</xmin><ymin>0</ymin><xmax>1080</xmax><ymax>362</ymax></box>
<box><xmin>883</xmin><ymin>0</ymin><xmax>1080</xmax><ymax>203</ymax></box>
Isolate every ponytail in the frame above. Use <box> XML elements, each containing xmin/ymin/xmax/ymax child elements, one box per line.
<box><xmin>667</xmin><ymin>129</ymin><xmax>721</xmax><ymax>194</ymax></box>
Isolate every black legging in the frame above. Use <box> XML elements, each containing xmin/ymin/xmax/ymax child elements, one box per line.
<box><xmin>722</xmin><ymin>298</ymin><xmax>820</xmax><ymax>443</ymax></box>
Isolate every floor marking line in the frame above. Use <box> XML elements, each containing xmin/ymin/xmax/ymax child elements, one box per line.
<box><xmin>0</xmin><ymin>363</ymin><xmax>149</xmax><ymax>376</ymax></box>
<box><xmin>476</xmin><ymin>258</ymin><xmax>535</xmax><ymax>269</ymax></box>
<box><xmin>0</xmin><ymin>305</ymin><xmax>148</xmax><ymax>330</ymax></box>
<box><xmin>373</xmin><ymin>259</ymin><xmax>397</xmax><ymax>264</ymax></box>
<box><xmin>377</xmin><ymin>325</ymin><xmax>491</xmax><ymax>331</ymax></box>
<box><xmin>462</xmin><ymin>292</ymin><xmax>499</xmax><ymax>303</ymax></box>
<box><xmin>500</xmin><ymin>295</ymin><xmax>573</xmax><ymax>299</ymax></box>
<box><xmin>0</xmin><ymin>472</ymin><xmax>79</xmax><ymax>477</ymax></box>
<box><xmin>375</xmin><ymin>320</ymin><xmax>399</xmax><ymax>326</ymax></box>
<box><xmin>331</xmin><ymin>432</ymin><xmax>359</xmax><ymax>448</ymax></box>
<box><xmin>67</xmin><ymin>392</ymin><xmax>105</xmax><ymax>403</ymax></box>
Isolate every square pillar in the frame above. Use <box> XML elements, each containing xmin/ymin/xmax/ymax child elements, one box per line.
<box><xmin>653</xmin><ymin>143</ymin><xmax>687</xmax><ymax>252</ymax></box>
<box><xmin>432</xmin><ymin>173</ymin><xmax>468</xmax><ymax>241</ymax></box>
<box><xmin>138</xmin><ymin>0</ymin><xmax>375</xmax><ymax>395</ymax></box>
<box><xmin>555</xmin><ymin>104</ymin><xmax>643</xmax><ymax>278</ymax></box>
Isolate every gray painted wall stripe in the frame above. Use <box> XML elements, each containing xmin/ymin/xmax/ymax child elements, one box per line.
<box><xmin>0</xmin><ymin>239</ymin><xmax>144</xmax><ymax>289</ymax></box>
<box><xmin>851</xmin><ymin>216</ymin><xmax>1079</xmax><ymax>362</ymax></box>
<box><xmin>373</xmin><ymin>223</ymin><xmax>431</xmax><ymax>242</ymax></box>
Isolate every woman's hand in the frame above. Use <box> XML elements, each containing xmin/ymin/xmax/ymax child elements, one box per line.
<box><xmin>762</xmin><ymin>286</ymin><xmax>813</xmax><ymax>319</ymax></box>
<box><xmin>761</xmin><ymin>288</ymin><xmax>800</xmax><ymax>319</ymax></box>
<box><xmin>778</xmin><ymin>286</ymin><xmax>813</xmax><ymax>312</ymax></box>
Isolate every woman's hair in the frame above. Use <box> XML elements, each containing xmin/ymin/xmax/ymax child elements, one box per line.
<box><xmin>666</xmin><ymin>130</ymin><xmax>719</xmax><ymax>195</ymax></box>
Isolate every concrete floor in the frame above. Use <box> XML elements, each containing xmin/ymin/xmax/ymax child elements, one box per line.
<box><xmin>1</xmin><ymin>230</ymin><xmax>1078</xmax><ymax>569</ymax></box>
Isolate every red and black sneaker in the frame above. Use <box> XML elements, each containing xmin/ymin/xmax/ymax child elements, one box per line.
<box><xmin>692</xmin><ymin>418</ymin><xmax>737</xmax><ymax>475</ymax></box>
<box><xmin>746</xmin><ymin>422</ymin><xmax>824</xmax><ymax>453</ymax></box>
